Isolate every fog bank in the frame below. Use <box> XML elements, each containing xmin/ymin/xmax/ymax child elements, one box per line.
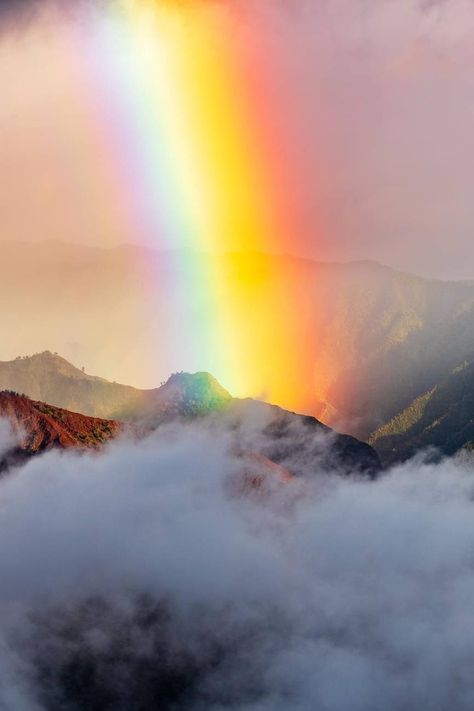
<box><xmin>0</xmin><ymin>421</ymin><xmax>474</xmax><ymax>709</ymax></box>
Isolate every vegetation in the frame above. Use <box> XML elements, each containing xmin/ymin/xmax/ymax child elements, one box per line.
<box><xmin>370</xmin><ymin>359</ymin><xmax>474</xmax><ymax>464</ymax></box>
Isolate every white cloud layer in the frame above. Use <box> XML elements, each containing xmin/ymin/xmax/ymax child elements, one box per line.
<box><xmin>0</xmin><ymin>419</ymin><xmax>18</xmax><ymax>460</ymax></box>
<box><xmin>1</xmin><ymin>420</ymin><xmax>474</xmax><ymax>709</ymax></box>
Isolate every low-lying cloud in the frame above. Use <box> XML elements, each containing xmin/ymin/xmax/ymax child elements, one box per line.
<box><xmin>0</xmin><ymin>419</ymin><xmax>17</xmax><ymax>459</ymax></box>
<box><xmin>1</xmin><ymin>420</ymin><xmax>474</xmax><ymax>709</ymax></box>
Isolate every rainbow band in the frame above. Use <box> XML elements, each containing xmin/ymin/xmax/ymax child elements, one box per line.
<box><xmin>62</xmin><ymin>1</ymin><xmax>316</xmax><ymax>409</ymax></box>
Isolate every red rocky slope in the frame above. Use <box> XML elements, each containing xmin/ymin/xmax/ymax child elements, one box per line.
<box><xmin>0</xmin><ymin>392</ymin><xmax>121</xmax><ymax>455</ymax></box>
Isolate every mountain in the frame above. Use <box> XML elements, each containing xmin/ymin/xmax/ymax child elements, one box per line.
<box><xmin>0</xmin><ymin>366</ymin><xmax>380</xmax><ymax>477</ymax></box>
<box><xmin>211</xmin><ymin>397</ymin><xmax>380</xmax><ymax>478</ymax></box>
<box><xmin>0</xmin><ymin>390</ymin><xmax>294</xmax><ymax>491</ymax></box>
<box><xmin>135</xmin><ymin>371</ymin><xmax>232</xmax><ymax>422</ymax></box>
<box><xmin>302</xmin><ymin>260</ymin><xmax>474</xmax><ymax>438</ymax></box>
<box><xmin>369</xmin><ymin>359</ymin><xmax>474</xmax><ymax>464</ymax></box>
<box><xmin>0</xmin><ymin>352</ymin><xmax>147</xmax><ymax>420</ymax></box>
<box><xmin>0</xmin><ymin>353</ymin><xmax>232</xmax><ymax>422</ymax></box>
<box><xmin>0</xmin><ymin>392</ymin><xmax>121</xmax><ymax>464</ymax></box>
<box><xmin>132</xmin><ymin>371</ymin><xmax>380</xmax><ymax>477</ymax></box>
<box><xmin>4</xmin><ymin>241</ymin><xmax>474</xmax><ymax>439</ymax></box>
<box><xmin>133</xmin><ymin>371</ymin><xmax>379</xmax><ymax>477</ymax></box>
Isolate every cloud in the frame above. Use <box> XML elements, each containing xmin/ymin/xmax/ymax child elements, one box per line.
<box><xmin>0</xmin><ymin>0</ymin><xmax>45</xmax><ymax>24</ymax></box>
<box><xmin>0</xmin><ymin>418</ymin><xmax>22</xmax><ymax>472</ymax></box>
<box><xmin>0</xmin><ymin>418</ymin><xmax>17</xmax><ymax>457</ymax></box>
<box><xmin>1</xmin><ymin>419</ymin><xmax>474</xmax><ymax>709</ymax></box>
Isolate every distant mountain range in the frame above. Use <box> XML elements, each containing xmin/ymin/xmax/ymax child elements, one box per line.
<box><xmin>0</xmin><ymin>356</ymin><xmax>380</xmax><ymax>477</ymax></box>
<box><xmin>7</xmin><ymin>348</ymin><xmax>474</xmax><ymax>467</ymax></box>
<box><xmin>4</xmin><ymin>241</ymin><xmax>474</xmax><ymax>441</ymax></box>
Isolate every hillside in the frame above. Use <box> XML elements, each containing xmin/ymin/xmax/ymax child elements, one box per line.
<box><xmin>130</xmin><ymin>371</ymin><xmax>380</xmax><ymax>477</ymax></box>
<box><xmin>369</xmin><ymin>360</ymin><xmax>474</xmax><ymax>463</ymax></box>
<box><xmin>0</xmin><ymin>392</ymin><xmax>121</xmax><ymax>460</ymax></box>
<box><xmin>138</xmin><ymin>371</ymin><xmax>232</xmax><ymax>421</ymax></box>
<box><xmin>0</xmin><ymin>389</ymin><xmax>297</xmax><ymax>491</ymax></box>
<box><xmin>214</xmin><ymin>397</ymin><xmax>380</xmax><ymax>478</ymax></box>
<box><xmin>0</xmin><ymin>353</ymin><xmax>233</xmax><ymax>422</ymax></box>
<box><xmin>4</xmin><ymin>242</ymin><xmax>474</xmax><ymax>438</ymax></box>
<box><xmin>0</xmin><ymin>366</ymin><xmax>380</xmax><ymax>477</ymax></box>
<box><xmin>0</xmin><ymin>352</ymin><xmax>147</xmax><ymax>420</ymax></box>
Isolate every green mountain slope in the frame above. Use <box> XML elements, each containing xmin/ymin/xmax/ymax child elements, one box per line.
<box><xmin>370</xmin><ymin>360</ymin><xmax>474</xmax><ymax>463</ymax></box>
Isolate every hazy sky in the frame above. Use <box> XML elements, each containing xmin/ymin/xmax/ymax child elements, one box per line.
<box><xmin>1</xmin><ymin>0</ymin><xmax>474</xmax><ymax>279</ymax></box>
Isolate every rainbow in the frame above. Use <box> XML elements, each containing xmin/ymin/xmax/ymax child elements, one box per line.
<box><xmin>57</xmin><ymin>0</ymin><xmax>320</xmax><ymax>409</ymax></box>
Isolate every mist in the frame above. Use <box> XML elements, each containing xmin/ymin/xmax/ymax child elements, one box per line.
<box><xmin>1</xmin><ymin>0</ymin><xmax>474</xmax><ymax>278</ymax></box>
<box><xmin>1</xmin><ymin>418</ymin><xmax>474</xmax><ymax>709</ymax></box>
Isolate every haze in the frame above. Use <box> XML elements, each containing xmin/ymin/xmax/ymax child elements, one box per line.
<box><xmin>1</xmin><ymin>0</ymin><xmax>474</xmax><ymax>279</ymax></box>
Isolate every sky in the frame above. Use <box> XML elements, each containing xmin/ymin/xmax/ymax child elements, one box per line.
<box><xmin>0</xmin><ymin>0</ymin><xmax>474</xmax><ymax>279</ymax></box>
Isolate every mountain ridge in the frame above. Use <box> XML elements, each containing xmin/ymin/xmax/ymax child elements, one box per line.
<box><xmin>0</xmin><ymin>351</ymin><xmax>145</xmax><ymax>420</ymax></box>
<box><xmin>0</xmin><ymin>359</ymin><xmax>380</xmax><ymax>477</ymax></box>
<box><xmin>5</xmin><ymin>241</ymin><xmax>474</xmax><ymax>438</ymax></box>
<box><xmin>9</xmin><ymin>239</ymin><xmax>474</xmax><ymax>283</ymax></box>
